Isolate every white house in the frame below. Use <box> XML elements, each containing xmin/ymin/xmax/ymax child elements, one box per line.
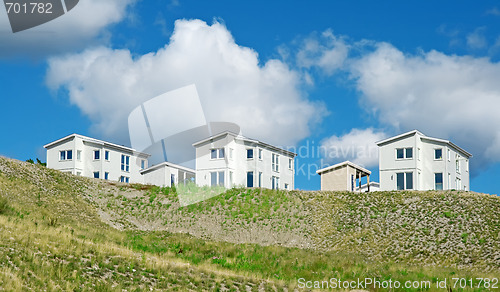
<box><xmin>140</xmin><ymin>161</ymin><xmax>195</xmax><ymax>187</ymax></box>
<box><xmin>193</xmin><ymin>131</ymin><xmax>296</xmax><ymax>190</ymax></box>
<box><xmin>44</xmin><ymin>134</ymin><xmax>150</xmax><ymax>184</ymax></box>
<box><xmin>376</xmin><ymin>130</ymin><xmax>472</xmax><ymax>191</ymax></box>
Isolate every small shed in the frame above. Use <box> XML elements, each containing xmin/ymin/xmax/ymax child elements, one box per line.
<box><xmin>317</xmin><ymin>161</ymin><xmax>371</xmax><ymax>192</ymax></box>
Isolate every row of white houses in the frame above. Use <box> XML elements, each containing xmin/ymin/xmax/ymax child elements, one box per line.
<box><xmin>45</xmin><ymin>129</ymin><xmax>472</xmax><ymax>192</ymax></box>
<box><xmin>44</xmin><ymin>131</ymin><xmax>296</xmax><ymax>190</ymax></box>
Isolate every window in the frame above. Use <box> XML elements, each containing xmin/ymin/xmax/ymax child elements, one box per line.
<box><xmin>447</xmin><ymin>149</ymin><xmax>451</xmax><ymax>161</ymax></box>
<box><xmin>218</xmin><ymin>171</ymin><xmax>225</xmax><ymax>186</ymax></box>
<box><xmin>258</xmin><ymin>149</ymin><xmax>262</xmax><ymax>160</ymax></box>
<box><xmin>120</xmin><ymin>176</ymin><xmax>129</xmax><ymax>183</ymax></box>
<box><xmin>247</xmin><ymin>149</ymin><xmax>254</xmax><ymax>159</ymax></box>
<box><xmin>435</xmin><ymin>173</ymin><xmax>443</xmax><ymax>190</ymax></box>
<box><xmin>210</xmin><ymin>148</ymin><xmax>225</xmax><ymax>159</ymax></box>
<box><xmin>77</xmin><ymin>150</ymin><xmax>81</xmax><ymax>161</ymax></box>
<box><xmin>456</xmin><ymin>155</ymin><xmax>460</xmax><ymax>173</ymax></box>
<box><xmin>121</xmin><ymin>155</ymin><xmax>130</xmax><ymax>172</ymax></box>
<box><xmin>272</xmin><ymin>176</ymin><xmax>279</xmax><ymax>190</ymax></box>
<box><xmin>466</xmin><ymin>159</ymin><xmax>469</xmax><ymax>172</ymax></box>
<box><xmin>406</xmin><ymin>172</ymin><xmax>413</xmax><ymax>189</ymax></box>
<box><xmin>396</xmin><ymin>149</ymin><xmax>404</xmax><ymax>159</ymax></box>
<box><xmin>93</xmin><ymin>171</ymin><xmax>99</xmax><ymax>179</ymax></box>
<box><xmin>171</xmin><ymin>174</ymin><xmax>175</xmax><ymax>186</ymax></box>
<box><xmin>210</xmin><ymin>172</ymin><xmax>217</xmax><ymax>186</ymax></box>
<box><xmin>258</xmin><ymin>172</ymin><xmax>262</xmax><ymax>188</ymax></box>
<box><xmin>456</xmin><ymin>178</ymin><xmax>461</xmax><ymax>190</ymax></box>
<box><xmin>229</xmin><ymin>171</ymin><xmax>233</xmax><ymax>186</ymax></box>
<box><xmin>59</xmin><ymin>150</ymin><xmax>72</xmax><ymax>161</ymax></box>
<box><xmin>405</xmin><ymin>148</ymin><xmax>413</xmax><ymax>159</ymax></box>
<box><xmin>284</xmin><ymin>183</ymin><xmax>289</xmax><ymax>190</ymax></box>
<box><xmin>104</xmin><ymin>172</ymin><xmax>109</xmax><ymax>180</ymax></box>
<box><xmin>417</xmin><ymin>148</ymin><xmax>421</xmax><ymax>161</ymax></box>
<box><xmin>247</xmin><ymin>171</ymin><xmax>254</xmax><ymax>187</ymax></box>
<box><xmin>396</xmin><ymin>148</ymin><xmax>413</xmax><ymax>159</ymax></box>
<box><xmin>396</xmin><ymin>172</ymin><xmax>413</xmax><ymax>190</ymax></box>
<box><xmin>434</xmin><ymin>148</ymin><xmax>442</xmax><ymax>160</ymax></box>
<box><xmin>93</xmin><ymin>150</ymin><xmax>100</xmax><ymax>160</ymax></box>
<box><xmin>141</xmin><ymin>160</ymin><xmax>145</xmax><ymax>170</ymax></box>
<box><xmin>105</xmin><ymin>150</ymin><xmax>110</xmax><ymax>161</ymax></box>
<box><xmin>76</xmin><ymin>171</ymin><xmax>81</xmax><ymax>176</ymax></box>
<box><xmin>229</xmin><ymin>148</ymin><xmax>234</xmax><ymax>159</ymax></box>
<box><xmin>272</xmin><ymin>154</ymin><xmax>279</xmax><ymax>172</ymax></box>
<box><xmin>288</xmin><ymin>158</ymin><xmax>293</xmax><ymax>170</ymax></box>
<box><xmin>448</xmin><ymin>173</ymin><xmax>451</xmax><ymax>189</ymax></box>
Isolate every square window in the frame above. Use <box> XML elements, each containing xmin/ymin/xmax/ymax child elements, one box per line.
<box><xmin>247</xmin><ymin>149</ymin><xmax>254</xmax><ymax>159</ymax></box>
<box><xmin>396</xmin><ymin>148</ymin><xmax>404</xmax><ymax>159</ymax></box>
<box><xmin>435</xmin><ymin>149</ymin><xmax>442</xmax><ymax>160</ymax></box>
<box><xmin>405</xmin><ymin>148</ymin><xmax>412</xmax><ymax>159</ymax></box>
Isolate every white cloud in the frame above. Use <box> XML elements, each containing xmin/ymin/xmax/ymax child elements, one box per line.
<box><xmin>0</xmin><ymin>0</ymin><xmax>136</xmax><ymax>57</ymax></box>
<box><xmin>350</xmin><ymin>42</ymin><xmax>500</xmax><ymax>172</ymax></box>
<box><xmin>296</xmin><ymin>29</ymin><xmax>349</xmax><ymax>75</ymax></box>
<box><xmin>320</xmin><ymin>128</ymin><xmax>387</xmax><ymax>168</ymax></box>
<box><xmin>46</xmin><ymin>19</ymin><xmax>325</xmax><ymax>148</ymax></box>
<box><xmin>466</xmin><ymin>27</ymin><xmax>487</xmax><ymax>50</ymax></box>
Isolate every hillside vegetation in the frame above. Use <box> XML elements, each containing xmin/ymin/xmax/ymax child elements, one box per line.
<box><xmin>0</xmin><ymin>156</ymin><xmax>499</xmax><ymax>291</ymax></box>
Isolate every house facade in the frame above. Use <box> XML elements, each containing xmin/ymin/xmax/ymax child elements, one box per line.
<box><xmin>377</xmin><ymin>130</ymin><xmax>472</xmax><ymax>191</ymax></box>
<box><xmin>140</xmin><ymin>162</ymin><xmax>195</xmax><ymax>187</ymax></box>
<box><xmin>193</xmin><ymin>131</ymin><xmax>296</xmax><ymax>190</ymax></box>
<box><xmin>44</xmin><ymin>134</ymin><xmax>150</xmax><ymax>184</ymax></box>
<box><xmin>316</xmin><ymin>161</ymin><xmax>372</xmax><ymax>192</ymax></box>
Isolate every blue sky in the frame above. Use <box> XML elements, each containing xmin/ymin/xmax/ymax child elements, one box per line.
<box><xmin>1</xmin><ymin>0</ymin><xmax>500</xmax><ymax>194</ymax></box>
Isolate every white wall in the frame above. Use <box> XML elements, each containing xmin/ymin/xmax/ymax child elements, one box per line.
<box><xmin>195</xmin><ymin>133</ymin><xmax>295</xmax><ymax>190</ymax></box>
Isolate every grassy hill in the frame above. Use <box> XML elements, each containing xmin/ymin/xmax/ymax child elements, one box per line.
<box><xmin>0</xmin><ymin>156</ymin><xmax>499</xmax><ymax>290</ymax></box>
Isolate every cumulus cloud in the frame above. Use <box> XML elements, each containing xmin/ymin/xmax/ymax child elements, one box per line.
<box><xmin>0</xmin><ymin>0</ymin><xmax>136</xmax><ymax>57</ymax></box>
<box><xmin>350</xmin><ymin>42</ymin><xmax>500</xmax><ymax>173</ymax></box>
<box><xmin>320</xmin><ymin>128</ymin><xmax>387</xmax><ymax>168</ymax></box>
<box><xmin>296</xmin><ymin>29</ymin><xmax>349</xmax><ymax>75</ymax></box>
<box><xmin>46</xmin><ymin>19</ymin><xmax>325</xmax><ymax>148</ymax></box>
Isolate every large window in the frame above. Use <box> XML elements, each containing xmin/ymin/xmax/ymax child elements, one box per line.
<box><xmin>121</xmin><ymin>155</ymin><xmax>130</xmax><ymax>172</ymax></box>
<box><xmin>247</xmin><ymin>149</ymin><xmax>254</xmax><ymax>159</ymax></box>
<box><xmin>396</xmin><ymin>147</ymin><xmax>413</xmax><ymax>159</ymax></box>
<box><xmin>211</xmin><ymin>148</ymin><xmax>225</xmax><ymax>159</ymax></box>
<box><xmin>435</xmin><ymin>148</ymin><xmax>443</xmax><ymax>160</ymax></box>
<box><xmin>396</xmin><ymin>172</ymin><xmax>413</xmax><ymax>190</ymax></box>
<box><xmin>59</xmin><ymin>150</ymin><xmax>72</xmax><ymax>161</ymax></box>
<box><xmin>210</xmin><ymin>171</ymin><xmax>225</xmax><ymax>187</ymax></box>
<box><xmin>435</xmin><ymin>173</ymin><xmax>443</xmax><ymax>190</ymax></box>
<box><xmin>272</xmin><ymin>176</ymin><xmax>279</xmax><ymax>190</ymax></box>
<box><xmin>247</xmin><ymin>171</ymin><xmax>254</xmax><ymax>187</ymax></box>
<box><xmin>93</xmin><ymin>150</ymin><xmax>100</xmax><ymax>160</ymax></box>
<box><xmin>272</xmin><ymin>153</ymin><xmax>279</xmax><ymax>172</ymax></box>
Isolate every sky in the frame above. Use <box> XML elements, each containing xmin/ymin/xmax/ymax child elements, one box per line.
<box><xmin>1</xmin><ymin>0</ymin><xmax>500</xmax><ymax>194</ymax></box>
